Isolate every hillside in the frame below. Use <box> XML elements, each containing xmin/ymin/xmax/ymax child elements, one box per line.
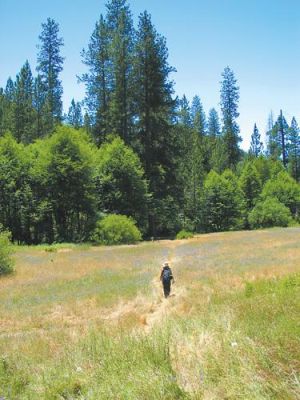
<box><xmin>0</xmin><ymin>228</ymin><xmax>299</xmax><ymax>399</ymax></box>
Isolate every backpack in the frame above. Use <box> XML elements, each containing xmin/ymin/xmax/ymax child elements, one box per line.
<box><xmin>162</xmin><ymin>267</ymin><xmax>172</xmax><ymax>283</ymax></box>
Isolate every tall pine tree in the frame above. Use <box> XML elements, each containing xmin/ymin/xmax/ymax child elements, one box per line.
<box><xmin>67</xmin><ymin>99</ymin><xmax>83</xmax><ymax>129</ymax></box>
<box><xmin>249</xmin><ymin>123</ymin><xmax>263</xmax><ymax>157</ymax></box>
<box><xmin>191</xmin><ymin>95</ymin><xmax>206</xmax><ymax>136</ymax></box>
<box><xmin>81</xmin><ymin>15</ymin><xmax>111</xmax><ymax>144</ymax></box>
<box><xmin>220</xmin><ymin>66</ymin><xmax>241</xmax><ymax>169</ymax></box>
<box><xmin>13</xmin><ymin>61</ymin><xmax>35</xmax><ymax>143</ymax></box>
<box><xmin>133</xmin><ymin>11</ymin><xmax>177</xmax><ymax>235</ymax></box>
<box><xmin>178</xmin><ymin>95</ymin><xmax>191</xmax><ymax>126</ymax></box>
<box><xmin>287</xmin><ymin>117</ymin><xmax>300</xmax><ymax>181</ymax></box>
<box><xmin>37</xmin><ymin>18</ymin><xmax>64</xmax><ymax>133</ymax></box>
<box><xmin>106</xmin><ymin>0</ymin><xmax>134</xmax><ymax>144</ymax></box>
<box><xmin>207</xmin><ymin>108</ymin><xmax>221</xmax><ymax>137</ymax></box>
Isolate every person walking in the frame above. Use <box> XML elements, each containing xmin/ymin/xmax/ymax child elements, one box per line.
<box><xmin>160</xmin><ymin>261</ymin><xmax>174</xmax><ymax>298</ymax></box>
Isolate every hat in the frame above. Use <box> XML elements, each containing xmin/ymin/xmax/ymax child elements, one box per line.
<box><xmin>163</xmin><ymin>261</ymin><xmax>169</xmax><ymax>267</ymax></box>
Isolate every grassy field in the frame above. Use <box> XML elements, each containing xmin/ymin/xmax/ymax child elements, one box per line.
<box><xmin>0</xmin><ymin>228</ymin><xmax>299</xmax><ymax>399</ymax></box>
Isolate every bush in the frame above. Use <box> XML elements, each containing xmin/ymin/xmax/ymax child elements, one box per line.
<box><xmin>248</xmin><ymin>197</ymin><xmax>292</xmax><ymax>229</ymax></box>
<box><xmin>0</xmin><ymin>229</ymin><xmax>14</xmax><ymax>275</ymax></box>
<box><xmin>92</xmin><ymin>214</ymin><xmax>142</xmax><ymax>245</ymax></box>
<box><xmin>176</xmin><ymin>230</ymin><xmax>193</xmax><ymax>240</ymax></box>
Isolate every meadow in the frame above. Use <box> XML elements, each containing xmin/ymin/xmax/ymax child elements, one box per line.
<box><xmin>0</xmin><ymin>228</ymin><xmax>299</xmax><ymax>399</ymax></box>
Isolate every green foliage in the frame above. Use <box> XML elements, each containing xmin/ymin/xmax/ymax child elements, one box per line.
<box><xmin>261</xmin><ymin>171</ymin><xmax>300</xmax><ymax>216</ymax></box>
<box><xmin>45</xmin><ymin>126</ymin><xmax>97</xmax><ymax>242</ymax></box>
<box><xmin>0</xmin><ymin>229</ymin><xmax>14</xmax><ymax>275</ymax></box>
<box><xmin>95</xmin><ymin>137</ymin><xmax>149</xmax><ymax>232</ymax></box>
<box><xmin>37</xmin><ymin>17</ymin><xmax>64</xmax><ymax>130</ymax></box>
<box><xmin>92</xmin><ymin>214</ymin><xmax>142</xmax><ymax>245</ymax></box>
<box><xmin>176</xmin><ymin>230</ymin><xmax>193</xmax><ymax>240</ymax></box>
<box><xmin>248</xmin><ymin>197</ymin><xmax>292</xmax><ymax>229</ymax></box>
<box><xmin>249</xmin><ymin>123</ymin><xmax>263</xmax><ymax>157</ymax></box>
<box><xmin>201</xmin><ymin>170</ymin><xmax>242</xmax><ymax>232</ymax></box>
<box><xmin>239</xmin><ymin>161</ymin><xmax>262</xmax><ymax>213</ymax></box>
<box><xmin>220</xmin><ymin>66</ymin><xmax>242</xmax><ymax>169</ymax></box>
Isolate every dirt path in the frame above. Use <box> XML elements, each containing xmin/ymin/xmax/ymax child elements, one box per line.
<box><xmin>101</xmin><ymin>249</ymin><xmax>186</xmax><ymax>333</ymax></box>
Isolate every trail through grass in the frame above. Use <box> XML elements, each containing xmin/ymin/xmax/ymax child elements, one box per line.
<box><xmin>0</xmin><ymin>228</ymin><xmax>299</xmax><ymax>399</ymax></box>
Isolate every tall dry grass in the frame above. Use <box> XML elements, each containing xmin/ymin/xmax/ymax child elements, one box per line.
<box><xmin>0</xmin><ymin>228</ymin><xmax>299</xmax><ymax>398</ymax></box>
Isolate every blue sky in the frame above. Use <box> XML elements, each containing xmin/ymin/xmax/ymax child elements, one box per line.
<box><xmin>1</xmin><ymin>0</ymin><xmax>300</xmax><ymax>149</ymax></box>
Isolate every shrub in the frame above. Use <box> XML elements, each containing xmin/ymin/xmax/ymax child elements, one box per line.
<box><xmin>248</xmin><ymin>197</ymin><xmax>292</xmax><ymax>229</ymax></box>
<box><xmin>92</xmin><ymin>214</ymin><xmax>142</xmax><ymax>245</ymax></box>
<box><xmin>261</xmin><ymin>171</ymin><xmax>300</xmax><ymax>216</ymax></box>
<box><xmin>176</xmin><ymin>230</ymin><xmax>193</xmax><ymax>240</ymax></box>
<box><xmin>0</xmin><ymin>229</ymin><xmax>14</xmax><ymax>275</ymax></box>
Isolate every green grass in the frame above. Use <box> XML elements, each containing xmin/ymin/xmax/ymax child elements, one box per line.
<box><xmin>170</xmin><ymin>273</ymin><xmax>300</xmax><ymax>399</ymax></box>
<box><xmin>0</xmin><ymin>228</ymin><xmax>299</xmax><ymax>399</ymax></box>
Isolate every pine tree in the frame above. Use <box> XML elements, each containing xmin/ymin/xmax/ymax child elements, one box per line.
<box><xmin>287</xmin><ymin>117</ymin><xmax>300</xmax><ymax>181</ymax></box>
<box><xmin>278</xmin><ymin>110</ymin><xmax>288</xmax><ymax>167</ymax></box>
<box><xmin>0</xmin><ymin>89</ymin><xmax>5</xmax><ymax>136</ymax></box>
<box><xmin>13</xmin><ymin>61</ymin><xmax>35</xmax><ymax>143</ymax></box>
<box><xmin>220</xmin><ymin>66</ymin><xmax>241</xmax><ymax>169</ymax></box>
<box><xmin>81</xmin><ymin>15</ymin><xmax>111</xmax><ymax>144</ymax></box>
<box><xmin>83</xmin><ymin>112</ymin><xmax>92</xmax><ymax>135</ymax></box>
<box><xmin>106</xmin><ymin>0</ymin><xmax>134</xmax><ymax>144</ymax></box>
<box><xmin>67</xmin><ymin>99</ymin><xmax>83</xmax><ymax>129</ymax></box>
<box><xmin>133</xmin><ymin>11</ymin><xmax>177</xmax><ymax>235</ymax></box>
<box><xmin>267</xmin><ymin>111</ymin><xmax>274</xmax><ymax>131</ymax></box>
<box><xmin>249</xmin><ymin>123</ymin><xmax>263</xmax><ymax>157</ymax></box>
<box><xmin>2</xmin><ymin>78</ymin><xmax>15</xmax><ymax>133</ymax></box>
<box><xmin>191</xmin><ymin>95</ymin><xmax>206</xmax><ymax>136</ymax></box>
<box><xmin>37</xmin><ymin>18</ymin><xmax>64</xmax><ymax>133</ymax></box>
<box><xmin>33</xmin><ymin>75</ymin><xmax>46</xmax><ymax>139</ymax></box>
<box><xmin>207</xmin><ymin>108</ymin><xmax>221</xmax><ymax>137</ymax></box>
<box><xmin>178</xmin><ymin>95</ymin><xmax>191</xmax><ymax>127</ymax></box>
<box><xmin>267</xmin><ymin>111</ymin><xmax>289</xmax><ymax>164</ymax></box>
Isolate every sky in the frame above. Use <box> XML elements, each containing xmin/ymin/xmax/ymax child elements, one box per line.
<box><xmin>1</xmin><ymin>0</ymin><xmax>300</xmax><ymax>149</ymax></box>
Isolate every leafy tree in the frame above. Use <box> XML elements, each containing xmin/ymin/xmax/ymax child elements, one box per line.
<box><xmin>207</xmin><ymin>108</ymin><xmax>221</xmax><ymax>137</ymax></box>
<box><xmin>222</xmin><ymin>169</ymin><xmax>244</xmax><ymax>228</ymax></box>
<box><xmin>92</xmin><ymin>214</ymin><xmax>142</xmax><ymax>244</ymax></box>
<box><xmin>220</xmin><ymin>66</ymin><xmax>241</xmax><ymax>169</ymax></box>
<box><xmin>81</xmin><ymin>15</ymin><xmax>111</xmax><ymax>144</ymax></box>
<box><xmin>0</xmin><ymin>228</ymin><xmax>14</xmax><ymax>275</ymax></box>
<box><xmin>44</xmin><ymin>127</ymin><xmax>97</xmax><ymax>242</ymax></box>
<box><xmin>191</xmin><ymin>95</ymin><xmax>206</xmax><ymax>136</ymax></box>
<box><xmin>67</xmin><ymin>99</ymin><xmax>83</xmax><ymax>129</ymax></box>
<box><xmin>239</xmin><ymin>162</ymin><xmax>262</xmax><ymax>225</ymax></box>
<box><xmin>249</xmin><ymin>123</ymin><xmax>263</xmax><ymax>157</ymax></box>
<box><xmin>0</xmin><ymin>134</ymin><xmax>31</xmax><ymax>242</ymax></box>
<box><xmin>287</xmin><ymin>117</ymin><xmax>300</xmax><ymax>181</ymax></box>
<box><xmin>201</xmin><ymin>171</ymin><xmax>241</xmax><ymax>232</ymax></box>
<box><xmin>248</xmin><ymin>198</ymin><xmax>292</xmax><ymax>229</ymax></box>
<box><xmin>37</xmin><ymin>18</ymin><xmax>64</xmax><ymax>133</ymax></box>
<box><xmin>95</xmin><ymin>137</ymin><xmax>149</xmax><ymax>231</ymax></box>
<box><xmin>261</xmin><ymin>171</ymin><xmax>300</xmax><ymax>216</ymax></box>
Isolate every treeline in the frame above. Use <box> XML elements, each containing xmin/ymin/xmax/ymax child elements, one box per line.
<box><xmin>0</xmin><ymin>0</ymin><xmax>299</xmax><ymax>244</ymax></box>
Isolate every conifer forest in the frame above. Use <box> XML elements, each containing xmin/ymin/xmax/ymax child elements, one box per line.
<box><xmin>1</xmin><ymin>0</ymin><xmax>300</xmax><ymax>244</ymax></box>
